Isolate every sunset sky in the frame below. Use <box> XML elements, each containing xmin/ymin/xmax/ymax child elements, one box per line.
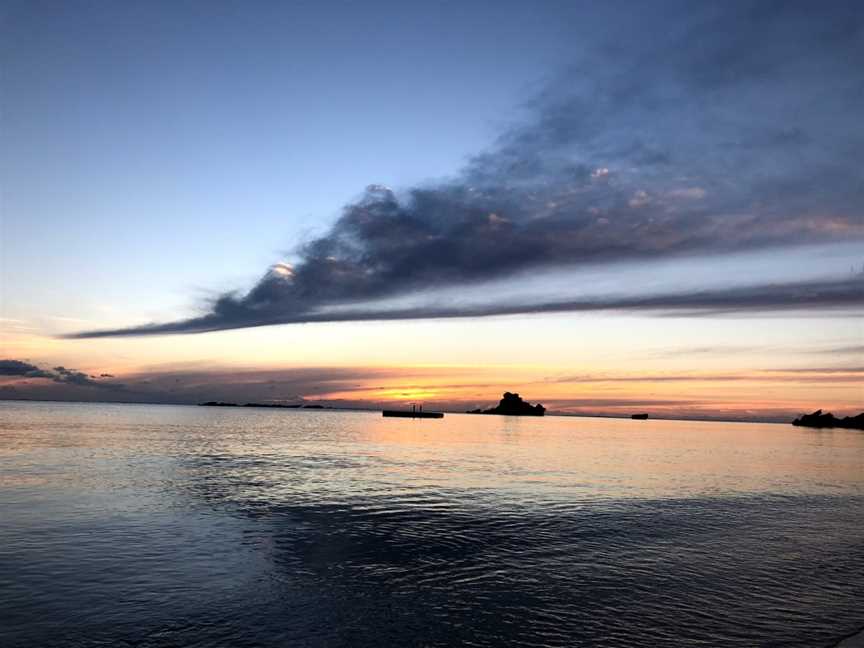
<box><xmin>1</xmin><ymin>1</ymin><xmax>862</xmax><ymax>420</ymax></box>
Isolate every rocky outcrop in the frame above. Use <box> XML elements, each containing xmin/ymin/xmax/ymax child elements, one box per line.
<box><xmin>792</xmin><ymin>409</ymin><xmax>864</xmax><ymax>430</ymax></box>
<box><xmin>469</xmin><ymin>392</ymin><xmax>546</xmax><ymax>416</ymax></box>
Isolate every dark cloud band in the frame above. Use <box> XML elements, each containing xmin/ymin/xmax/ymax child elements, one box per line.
<box><xmin>67</xmin><ymin>276</ymin><xmax>863</xmax><ymax>338</ymax></box>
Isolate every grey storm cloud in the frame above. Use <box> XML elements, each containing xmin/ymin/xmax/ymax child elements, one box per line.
<box><xmin>72</xmin><ymin>0</ymin><xmax>864</xmax><ymax>338</ymax></box>
<box><xmin>0</xmin><ymin>360</ymin><xmax>124</xmax><ymax>390</ymax></box>
<box><xmin>0</xmin><ymin>360</ymin><xmax>55</xmax><ymax>379</ymax></box>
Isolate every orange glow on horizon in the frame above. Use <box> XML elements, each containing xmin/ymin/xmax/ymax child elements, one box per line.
<box><xmin>2</xmin><ymin>309</ymin><xmax>861</xmax><ymax>421</ymax></box>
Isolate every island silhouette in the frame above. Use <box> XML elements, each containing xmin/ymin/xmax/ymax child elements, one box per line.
<box><xmin>199</xmin><ymin>401</ymin><xmax>324</xmax><ymax>409</ymax></box>
<box><xmin>468</xmin><ymin>392</ymin><xmax>546</xmax><ymax>416</ymax></box>
<box><xmin>792</xmin><ymin>409</ymin><xmax>864</xmax><ymax>430</ymax></box>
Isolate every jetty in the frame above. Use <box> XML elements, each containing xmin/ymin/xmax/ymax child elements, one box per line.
<box><xmin>382</xmin><ymin>404</ymin><xmax>443</xmax><ymax>419</ymax></box>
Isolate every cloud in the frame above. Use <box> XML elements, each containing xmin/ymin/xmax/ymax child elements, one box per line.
<box><xmin>806</xmin><ymin>345</ymin><xmax>864</xmax><ymax>356</ymax></box>
<box><xmin>653</xmin><ymin>342</ymin><xmax>864</xmax><ymax>358</ymax></box>
<box><xmin>548</xmin><ymin>398</ymin><xmax>700</xmax><ymax>408</ymax></box>
<box><xmin>0</xmin><ymin>360</ymin><xmax>54</xmax><ymax>379</ymax></box>
<box><xmin>0</xmin><ymin>364</ymin><xmax>501</xmax><ymax>407</ymax></box>
<box><xmin>666</xmin><ymin>188</ymin><xmax>707</xmax><ymax>201</ymax></box>
<box><xmin>0</xmin><ymin>359</ymin><xmax>124</xmax><ymax>390</ymax></box>
<box><xmin>548</xmin><ymin>367</ymin><xmax>864</xmax><ymax>385</ymax></box>
<box><xmin>70</xmin><ymin>1</ymin><xmax>864</xmax><ymax>338</ymax></box>
<box><xmin>68</xmin><ymin>275</ymin><xmax>864</xmax><ymax>338</ymax></box>
<box><xmin>763</xmin><ymin>366</ymin><xmax>864</xmax><ymax>374</ymax></box>
<box><xmin>653</xmin><ymin>345</ymin><xmax>761</xmax><ymax>357</ymax></box>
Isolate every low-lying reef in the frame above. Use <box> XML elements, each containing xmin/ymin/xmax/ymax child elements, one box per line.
<box><xmin>243</xmin><ymin>402</ymin><xmax>301</xmax><ymax>408</ymax></box>
<box><xmin>198</xmin><ymin>401</ymin><xmax>326</xmax><ymax>409</ymax></box>
<box><xmin>468</xmin><ymin>392</ymin><xmax>546</xmax><ymax>416</ymax></box>
<box><xmin>792</xmin><ymin>409</ymin><xmax>864</xmax><ymax>430</ymax></box>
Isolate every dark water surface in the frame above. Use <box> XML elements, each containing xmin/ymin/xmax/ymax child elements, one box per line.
<box><xmin>1</xmin><ymin>401</ymin><xmax>863</xmax><ymax>647</ymax></box>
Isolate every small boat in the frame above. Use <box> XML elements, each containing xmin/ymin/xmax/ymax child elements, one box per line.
<box><xmin>631</xmin><ymin>413</ymin><xmax>649</xmax><ymax>420</ymax></box>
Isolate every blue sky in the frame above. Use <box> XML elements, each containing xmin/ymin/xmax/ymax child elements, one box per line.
<box><xmin>2</xmin><ymin>0</ymin><xmax>582</xmax><ymax>322</ymax></box>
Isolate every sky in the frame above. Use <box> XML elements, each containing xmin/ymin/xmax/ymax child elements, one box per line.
<box><xmin>1</xmin><ymin>0</ymin><xmax>862</xmax><ymax>420</ymax></box>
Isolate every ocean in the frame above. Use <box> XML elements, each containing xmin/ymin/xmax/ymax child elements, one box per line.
<box><xmin>1</xmin><ymin>400</ymin><xmax>862</xmax><ymax>647</ymax></box>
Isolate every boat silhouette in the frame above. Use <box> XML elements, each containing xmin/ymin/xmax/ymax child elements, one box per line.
<box><xmin>382</xmin><ymin>404</ymin><xmax>444</xmax><ymax>419</ymax></box>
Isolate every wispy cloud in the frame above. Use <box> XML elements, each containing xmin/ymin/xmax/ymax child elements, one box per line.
<box><xmin>651</xmin><ymin>345</ymin><xmax>761</xmax><ymax>357</ymax></box>
<box><xmin>548</xmin><ymin>367</ymin><xmax>864</xmax><ymax>384</ymax></box>
<box><xmin>804</xmin><ymin>345</ymin><xmax>864</xmax><ymax>356</ymax></box>
<box><xmin>763</xmin><ymin>366</ymin><xmax>864</xmax><ymax>374</ymax></box>
<box><xmin>655</xmin><ymin>343</ymin><xmax>864</xmax><ymax>358</ymax></box>
<box><xmin>69</xmin><ymin>1</ymin><xmax>864</xmax><ymax>338</ymax></box>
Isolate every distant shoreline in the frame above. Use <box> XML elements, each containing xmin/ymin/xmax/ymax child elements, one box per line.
<box><xmin>0</xmin><ymin>397</ymin><xmax>803</xmax><ymax>425</ymax></box>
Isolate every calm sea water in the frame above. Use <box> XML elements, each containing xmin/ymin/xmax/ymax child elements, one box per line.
<box><xmin>1</xmin><ymin>401</ymin><xmax>863</xmax><ymax>647</ymax></box>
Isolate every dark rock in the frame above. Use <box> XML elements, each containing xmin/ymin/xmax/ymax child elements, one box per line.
<box><xmin>199</xmin><ymin>401</ymin><xmax>238</xmax><ymax>407</ymax></box>
<box><xmin>792</xmin><ymin>409</ymin><xmax>864</xmax><ymax>430</ymax></box>
<box><xmin>471</xmin><ymin>392</ymin><xmax>545</xmax><ymax>416</ymax></box>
